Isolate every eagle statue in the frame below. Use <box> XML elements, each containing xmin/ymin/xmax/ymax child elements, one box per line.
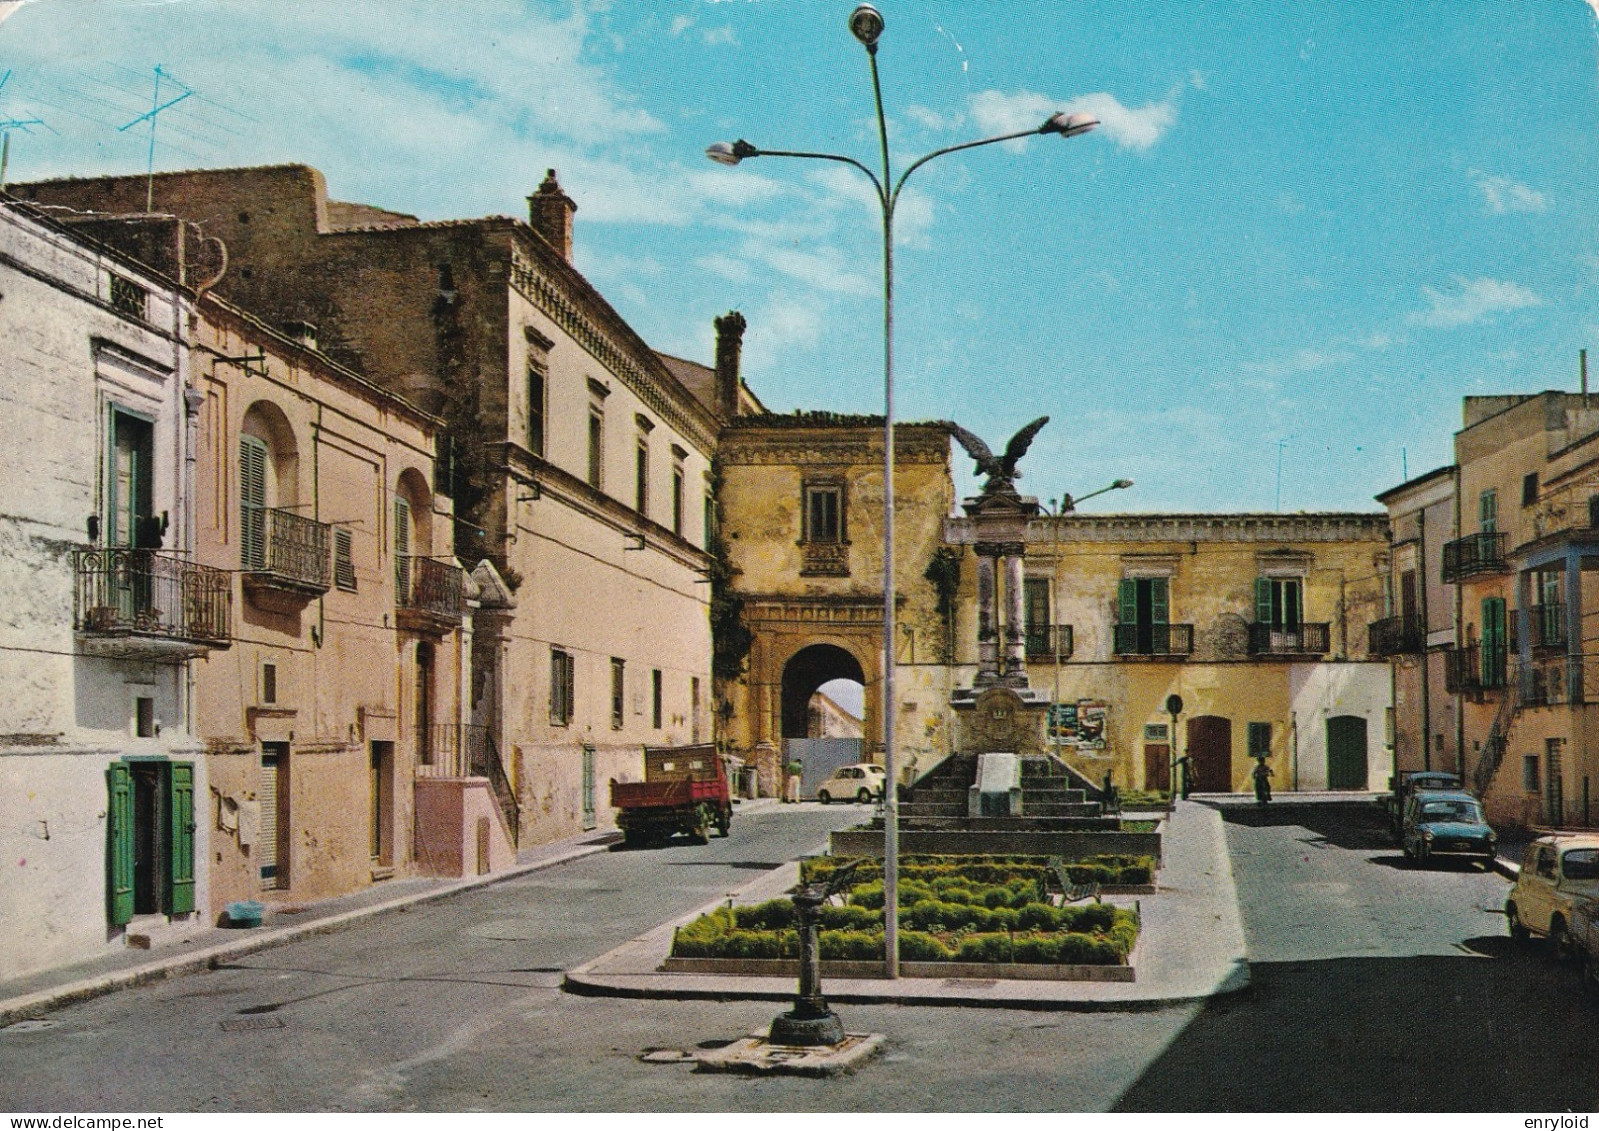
<box><xmin>948</xmin><ymin>416</ymin><xmax>1050</xmax><ymax>496</ymax></box>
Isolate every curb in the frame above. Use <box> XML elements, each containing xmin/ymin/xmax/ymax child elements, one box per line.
<box><xmin>0</xmin><ymin>834</ymin><xmax>620</xmax><ymax>1027</ymax></box>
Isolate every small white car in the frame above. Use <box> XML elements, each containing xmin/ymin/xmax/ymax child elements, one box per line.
<box><xmin>1506</xmin><ymin>834</ymin><xmax>1599</xmax><ymax>958</ymax></box>
<box><xmin>815</xmin><ymin>763</ymin><xmax>886</xmax><ymax>804</ymax></box>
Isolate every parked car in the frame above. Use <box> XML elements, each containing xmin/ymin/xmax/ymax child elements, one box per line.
<box><xmin>816</xmin><ymin>763</ymin><xmax>886</xmax><ymax>804</ymax></box>
<box><xmin>1384</xmin><ymin>770</ymin><xmax>1464</xmax><ymax>842</ymax></box>
<box><xmin>1570</xmin><ymin>896</ymin><xmax>1599</xmax><ymax>997</ymax></box>
<box><xmin>1401</xmin><ymin>789</ymin><xmax>1496</xmax><ymax>867</ymax></box>
<box><xmin>1506</xmin><ymin>834</ymin><xmax>1599</xmax><ymax>956</ymax></box>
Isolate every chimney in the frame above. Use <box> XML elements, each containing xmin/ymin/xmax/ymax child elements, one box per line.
<box><xmin>527</xmin><ymin>169</ymin><xmax>577</xmax><ymax>261</ymax></box>
<box><xmin>714</xmin><ymin>311</ymin><xmax>747</xmax><ymax>421</ymax></box>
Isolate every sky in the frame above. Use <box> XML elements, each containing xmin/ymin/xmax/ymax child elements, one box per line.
<box><xmin>2</xmin><ymin>0</ymin><xmax>1598</xmax><ymax>513</ymax></box>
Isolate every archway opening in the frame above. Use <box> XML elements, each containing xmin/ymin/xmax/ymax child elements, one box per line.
<box><xmin>780</xmin><ymin>644</ymin><xmax>867</xmax><ymax>799</ymax></box>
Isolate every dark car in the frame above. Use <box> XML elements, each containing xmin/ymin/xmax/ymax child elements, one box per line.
<box><xmin>1402</xmin><ymin>789</ymin><xmax>1496</xmax><ymax>868</ymax></box>
<box><xmin>1385</xmin><ymin>770</ymin><xmax>1464</xmax><ymax>842</ymax></box>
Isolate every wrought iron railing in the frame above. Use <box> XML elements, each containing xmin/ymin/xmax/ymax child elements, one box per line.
<box><xmin>1368</xmin><ymin>614</ymin><xmax>1424</xmax><ymax>657</ymax></box>
<box><xmin>1113</xmin><ymin>622</ymin><xmax>1194</xmax><ymax>657</ymax></box>
<box><xmin>1441</xmin><ymin>531</ymin><xmax>1508</xmax><ymax>582</ymax></box>
<box><xmin>396</xmin><ymin>556</ymin><xmax>464</xmax><ymax>623</ymax></box>
<box><xmin>1530</xmin><ymin>602</ymin><xmax>1566</xmax><ymax>649</ymax></box>
<box><xmin>1024</xmin><ymin>624</ymin><xmax>1074</xmax><ymax>660</ymax></box>
<box><xmin>1248</xmin><ymin>622</ymin><xmax>1330</xmax><ymax>656</ymax></box>
<box><xmin>74</xmin><ymin>548</ymin><xmax>231</xmax><ymax>645</ymax></box>
<box><xmin>243</xmin><ymin>507</ymin><xmax>330</xmax><ymax>591</ymax></box>
<box><xmin>420</xmin><ymin>723</ymin><xmax>518</xmax><ymax>844</ymax></box>
<box><xmin>1445</xmin><ymin>643</ymin><xmax>1508</xmax><ymax>693</ymax></box>
<box><xmin>1518</xmin><ymin>656</ymin><xmax>1579</xmax><ymax>708</ymax></box>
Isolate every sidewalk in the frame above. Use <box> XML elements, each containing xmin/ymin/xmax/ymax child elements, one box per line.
<box><xmin>0</xmin><ymin>822</ymin><xmax>632</xmax><ymax>1027</ymax></box>
<box><xmin>565</xmin><ymin>798</ymin><xmax>1250</xmax><ymax>1012</ymax></box>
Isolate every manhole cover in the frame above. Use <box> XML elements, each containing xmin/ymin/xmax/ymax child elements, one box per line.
<box><xmin>220</xmin><ymin>1015</ymin><xmax>285</xmax><ymax>1032</ymax></box>
<box><xmin>4</xmin><ymin>1019</ymin><xmax>58</xmax><ymax>1033</ymax></box>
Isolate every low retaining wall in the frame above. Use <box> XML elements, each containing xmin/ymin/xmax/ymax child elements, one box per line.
<box><xmin>661</xmin><ymin>956</ymin><xmax>1135</xmax><ymax>983</ymax></box>
<box><xmin>830</xmin><ymin>826</ymin><xmax>1163</xmax><ymax>862</ymax></box>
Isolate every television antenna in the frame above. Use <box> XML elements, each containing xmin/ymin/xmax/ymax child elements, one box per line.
<box><xmin>0</xmin><ymin>70</ymin><xmax>50</xmax><ymax>189</ymax></box>
<box><xmin>117</xmin><ymin>65</ymin><xmax>193</xmax><ymax>211</ymax></box>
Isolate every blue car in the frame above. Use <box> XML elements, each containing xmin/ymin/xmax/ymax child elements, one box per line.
<box><xmin>1402</xmin><ymin>789</ymin><xmax>1497</xmax><ymax>868</ymax></box>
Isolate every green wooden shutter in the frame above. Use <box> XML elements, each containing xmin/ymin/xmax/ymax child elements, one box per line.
<box><xmin>1255</xmin><ymin>578</ymin><xmax>1272</xmax><ymax>625</ymax></box>
<box><xmin>106</xmin><ymin>763</ymin><xmax>135</xmax><ymax>926</ymax></box>
<box><xmin>1286</xmin><ymin>579</ymin><xmax>1302</xmax><ymax>630</ymax></box>
<box><xmin>1150</xmin><ymin>578</ymin><xmax>1169</xmax><ymax>625</ymax></box>
<box><xmin>166</xmin><ymin>762</ymin><xmax>196</xmax><ymax>915</ymax></box>
<box><xmin>1479</xmin><ymin>490</ymin><xmax>1497</xmax><ymax>533</ymax></box>
<box><xmin>240</xmin><ymin>435</ymin><xmax>267</xmax><ymax>569</ymax></box>
<box><xmin>1482</xmin><ymin>597</ymin><xmax>1506</xmax><ymax>687</ymax></box>
<box><xmin>1118</xmin><ymin>579</ymin><xmax>1136</xmax><ymax>625</ymax></box>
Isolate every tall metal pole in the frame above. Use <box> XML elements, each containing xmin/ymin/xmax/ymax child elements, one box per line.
<box><xmin>862</xmin><ymin>38</ymin><xmax>902</xmax><ymax>980</ymax></box>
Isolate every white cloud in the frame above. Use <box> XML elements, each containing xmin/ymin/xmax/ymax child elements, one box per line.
<box><xmin>970</xmin><ymin>88</ymin><xmax>1176</xmax><ymax>152</ymax></box>
<box><xmin>1360</xmin><ymin>332</ymin><xmax>1397</xmax><ymax>350</ymax></box>
<box><xmin>740</xmin><ymin>294</ymin><xmax>826</xmax><ymax>377</ymax></box>
<box><xmin>1189</xmin><ymin>69</ymin><xmax>1207</xmax><ymax>91</ymax></box>
<box><xmin>906</xmin><ymin>104</ymin><xmax>962</xmax><ymax>132</ymax></box>
<box><xmin>701</xmin><ymin>25</ymin><xmax>738</xmax><ymax>46</ymax></box>
<box><xmin>0</xmin><ymin>0</ymin><xmax>29</xmax><ymax>25</ymax></box>
<box><xmin>1408</xmin><ymin>276</ymin><xmax>1543</xmax><ymax>328</ymax></box>
<box><xmin>669</xmin><ymin>15</ymin><xmax>693</xmax><ymax>37</ymax></box>
<box><xmin>1471</xmin><ymin>170</ymin><xmax>1547</xmax><ymax>214</ymax></box>
<box><xmin>1243</xmin><ymin>348</ymin><xmax>1354</xmax><ymax>379</ymax></box>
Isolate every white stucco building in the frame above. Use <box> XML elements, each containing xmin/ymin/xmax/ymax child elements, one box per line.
<box><xmin>0</xmin><ymin>200</ymin><xmax>228</xmax><ymax>980</ymax></box>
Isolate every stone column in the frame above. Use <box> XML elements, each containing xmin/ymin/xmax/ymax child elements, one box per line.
<box><xmin>974</xmin><ymin>544</ymin><xmax>1000</xmax><ymax>686</ymax></box>
<box><xmin>1001</xmin><ymin>543</ymin><xmax>1027</xmax><ymax>686</ymax></box>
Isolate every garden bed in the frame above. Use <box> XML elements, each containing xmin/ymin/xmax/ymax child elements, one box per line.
<box><xmin>665</xmin><ymin>854</ymin><xmax>1148</xmax><ymax>981</ymax></box>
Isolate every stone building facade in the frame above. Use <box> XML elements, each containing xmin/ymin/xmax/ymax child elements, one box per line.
<box><xmin>16</xmin><ymin>165</ymin><xmax>730</xmax><ymax>845</ymax></box>
<box><xmin>0</xmin><ymin>201</ymin><xmax>224</xmax><ymax>979</ymax></box>
<box><xmin>944</xmin><ymin>510</ymin><xmax>1394</xmax><ymax>794</ymax></box>
<box><xmin>189</xmin><ymin>292</ymin><xmax>490</xmax><ymax>913</ymax></box>
<box><xmin>1431</xmin><ymin>392</ymin><xmax>1599</xmax><ymax>831</ymax></box>
<box><xmin>713</xmin><ymin>416</ymin><xmax>957</xmax><ymax>792</ymax></box>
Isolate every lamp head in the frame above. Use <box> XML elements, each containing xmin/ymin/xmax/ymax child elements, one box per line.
<box><xmin>705</xmin><ymin>139</ymin><xmax>758</xmax><ymax>166</ymax></box>
<box><xmin>1041</xmin><ymin>111</ymin><xmax>1099</xmax><ymax>139</ymax></box>
<box><xmin>1112</xmin><ymin>478</ymin><xmax>1134</xmax><ymax>490</ymax></box>
<box><xmin>849</xmin><ymin>4</ymin><xmax>884</xmax><ymax>49</ymax></box>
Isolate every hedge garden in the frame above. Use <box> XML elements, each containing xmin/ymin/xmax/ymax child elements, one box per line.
<box><xmin>670</xmin><ymin>854</ymin><xmax>1148</xmax><ymax>966</ymax></box>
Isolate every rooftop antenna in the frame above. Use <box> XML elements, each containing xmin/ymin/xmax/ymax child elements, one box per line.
<box><xmin>0</xmin><ymin>70</ymin><xmax>47</xmax><ymax>191</ymax></box>
<box><xmin>117</xmin><ymin>65</ymin><xmax>193</xmax><ymax>212</ymax></box>
<box><xmin>1275</xmin><ymin>437</ymin><xmax>1290</xmax><ymax>511</ymax></box>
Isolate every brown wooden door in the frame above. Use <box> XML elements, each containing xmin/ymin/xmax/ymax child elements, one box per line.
<box><xmin>1188</xmin><ymin>716</ymin><xmax>1233</xmax><ymax>793</ymax></box>
<box><xmin>1144</xmin><ymin>744</ymin><xmax>1171</xmax><ymax>792</ymax></box>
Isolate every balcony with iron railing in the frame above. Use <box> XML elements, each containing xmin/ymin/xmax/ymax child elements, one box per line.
<box><xmin>1024</xmin><ymin>624</ymin><xmax>1074</xmax><ymax>661</ymax></box>
<box><xmin>1444</xmin><ymin>643</ymin><xmax>1507</xmax><ymax>694</ymax></box>
<box><xmin>1441</xmin><ymin>531</ymin><xmax>1508</xmax><ymax>583</ymax></box>
<box><xmin>1529</xmin><ymin>602</ymin><xmax>1567</xmax><ymax>650</ymax></box>
<box><xmin>1518</xmin><ymin>656</ymin><xmax>1580</xmax><ymax>708</ymax></box>
<box><xmin>1369</xmin><ymin>614</ymin><xmax>1425</xmax><ymax>657</ymax></box>
<box><xmin>242</xmin><ymin>506</ymin><xmax>331</xmax><ymax>610</ymax></box>
<box><xmin>1248</xmin><ymin>621</ymin><xmax>1330</xmax><ymax>657</ymax></box>
<box><xmin>396</xmin><ymin>555</ymin><xmax>465</xmax><ymax>634</ymax></box>
<box><xmin>74</xmin><ymin>548</ymin><xmax>231</xmax><ymax>661</ymax></box>
<box><xmin>1113</xmin><ymin>622</ymin><xmax>1194</xmax><ymax>658</ymax></box>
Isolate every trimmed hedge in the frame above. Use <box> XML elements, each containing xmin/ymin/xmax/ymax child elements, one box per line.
<box><xmin>670</xmin><ymin>853</ymin><xmax>1143</xmax><ymax>966</ymax></box>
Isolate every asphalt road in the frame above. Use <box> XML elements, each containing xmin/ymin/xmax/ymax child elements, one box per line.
<box><xmin>1</xmin><ymin>800</ymin><xmax>1593</xmax><ymax>1112</ymax></box>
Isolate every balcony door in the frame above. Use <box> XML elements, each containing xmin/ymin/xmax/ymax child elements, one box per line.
<box><xmin>1119</xmin><ymin>577</ymin><xmax>1168</xmax><ymax>654</ymax></box>
<box><xmin>110</xmin><ymin>409</ymin><xmax>154</xmax><ymax>548</ymax></box>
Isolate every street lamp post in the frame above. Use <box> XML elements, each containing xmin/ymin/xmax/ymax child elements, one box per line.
<box><xmin>708</xmin><ymin>4</ymin><xmax>1097</xmax><ymax>979</ymax></box>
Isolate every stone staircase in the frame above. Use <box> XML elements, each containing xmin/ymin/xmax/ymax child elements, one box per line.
<box><xmin>890</xmin><ymin>754</ymin><xmax>1119</xmax><ymax>832</ymax></box>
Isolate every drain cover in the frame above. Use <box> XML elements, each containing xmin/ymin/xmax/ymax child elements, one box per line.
<box><xmin>4</xmin><ymin>1019</ymin><xmax>58</xmax><ymax>1033</ymax></box>
<box><xmin>220</xmin><ymin>1015</ymin><xmax>285</xmax><ymax>1032</ymax></box>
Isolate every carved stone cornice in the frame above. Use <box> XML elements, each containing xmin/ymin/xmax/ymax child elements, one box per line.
<box><xmin>508</xmin><ymin>241</ymin><xmax>719</xmax><ymax>455</ymax></box>
<box><xmin>953</xmin><ymin>512</ymin><xmax>1391</xmax><ymax>545</ymax></box>
<box><xmin>717</xmin><ymin>426</ymin><xmax>950</xmax><ymax>468</ymax></box>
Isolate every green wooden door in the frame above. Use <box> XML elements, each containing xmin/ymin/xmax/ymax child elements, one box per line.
<box><xmin>166</xmin><ymin>762</ymin><xmax>196</xmax><ymax>915</ymax></box>
<box><xmin>1481</xmin><ymin>597</ymin><xmax>1507</xmax><ymax>688</ymax></box>
<box><xmin>106</xmin><ymin>762</ymin><xmax>135</xmax><ymax>926</ymax></box>
<box><xmin>1327</xmin><ymin>715</ymin><xmax>1369</xmax><ymax>789</ymax></box>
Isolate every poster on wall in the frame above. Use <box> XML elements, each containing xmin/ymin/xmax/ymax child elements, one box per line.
<box><xmin>1049</xmin><ymin>700</ymin><xmax>1109</xmax><ymax>750</ymax></box>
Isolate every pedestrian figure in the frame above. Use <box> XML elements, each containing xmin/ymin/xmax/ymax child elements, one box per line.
<box><xmin>1175</xmin><ymin>755</ymin><xmax>1192</xmax><ymax>800</ymax></box>
<box><xmin>1252</xmin><ymin>757</ymin><xmax>1272</xmax><ymax>805</ymax></box>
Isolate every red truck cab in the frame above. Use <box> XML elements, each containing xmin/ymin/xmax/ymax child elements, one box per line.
<box><xmin>610</xmin><ymin>744</ymin><xmax>733</xmax><ymax>847</ymax></box>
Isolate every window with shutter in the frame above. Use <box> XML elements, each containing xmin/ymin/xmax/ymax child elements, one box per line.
<box><xmin>334</xmin><ymin>527</ymin><xmax>356</xmax><ymax>591</ymax></box>
<box><xmin>1479</xmin><ymin>489</ymin><xmax>1498</xmax><ymax>533</ymax></box>
<box><xmin>393</xmin><ymin>496</ymin><xmax>411</xmax><ymax>599</ymax></box>
<box><xmin>240</xmin><ymin>435</ymin><xmax>268</xmax><ymax>569</ymax></box>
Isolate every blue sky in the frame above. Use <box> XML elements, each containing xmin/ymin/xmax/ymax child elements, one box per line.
<box><xmin>3</xmin><ymin>1</ymin><xmax>1598</xmax><ymax>512</ymax></box>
